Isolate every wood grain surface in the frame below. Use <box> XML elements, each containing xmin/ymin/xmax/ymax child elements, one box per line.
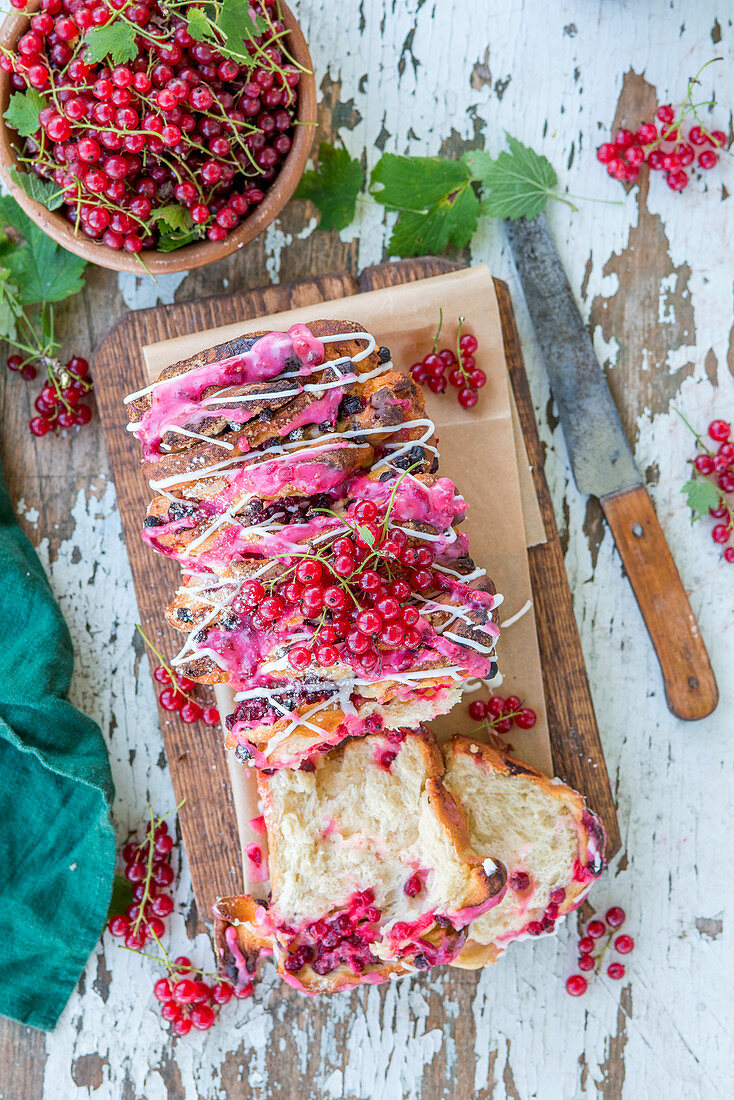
<box><xmin>0</xmin><ymin>2</ymin><xmax>731</xmax><ymax>1097</ymax></box>
<box><xmin>600</xmin><ymin>485</ymin><xmax>718</xmax><ymax>721</ymax></box>
<box><xmin>93</xmin><ymin>258</ymin><xmax>621</xmax><ymax>922</ymax></box>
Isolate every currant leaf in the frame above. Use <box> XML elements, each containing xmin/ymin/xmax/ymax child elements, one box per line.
<box><xmin>0</xmin><ymin>268</ymin><xmax>19</xmax><ymax>343</ymax></box>
<box><xmin>185</xmin><ymin>6</ymin><xmax>212</xmax><ymax>42</ymax></box>
<box><xmin>294</xmin><ymin>142</ymin><xmax>363</xmax><ymax>231</ymax></box>
<box><xmin>217</xmin><ymin>0</ymin><xmax>269</xmax><ymax>58</ymax></box>
<box><xmin>107</xmin><ymin>873</ymin><xmax>134</xmax><ymax>920</ymax></box>
<box><xmin>0</xmin><ymin>196</ymin><xmax>87</xmax><ymax>306</ymax></box>
<box><xmin>9</xmin><ymin>166</ymin><xmax>64</xmax><ymax>211</ymax></box>
<box><xmin>84</xmin><ymin>22</ymin><xmax>138</xmax><ymax>65</ymax></box>
<box><xmin>370</xmin><ymin>154</ymin><xmax>479</xmax><ymax>257</ymax></box>
<box><xmin>3</xmin><ymin>88</ymin><xmax>46</xmax><ymax>139</ymax></box>
<box><xmin>151</xmin><ymin>204</ymin><xmax>193</xmax><ymax>233</ymax></box>
<box><xmin>354</xmin><ymin>523</ymin><xmax>376</xmax><ymax>547</ymax></box>
<box><xmin>681</xmin><ymin>477</ymin><xmax>721</xmax><ymax>521</ymax></box>
<box><xmin>469</xmin><ymin>134</ymin><xmax>559</xmax><ymax>220</ymax></box>
<box><xmin>157</xmin><ymin>228</ymin><xmax>201</xmax><ymax>252</ymax></box>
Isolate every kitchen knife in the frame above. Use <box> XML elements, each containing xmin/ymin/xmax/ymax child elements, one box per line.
<box><xmin>506</xmin><ymin>213</ymin><xmax>718</xmax><ymax>721</ymax></box>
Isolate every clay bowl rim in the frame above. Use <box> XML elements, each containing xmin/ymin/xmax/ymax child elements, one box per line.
<box><xmin>0</xmin><ymin>0</ymin><xmax>316</xmax><ymax>274</ymax></box>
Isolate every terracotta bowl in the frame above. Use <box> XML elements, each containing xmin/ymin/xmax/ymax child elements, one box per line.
<box><xmin>0</xmin><ymin>1</ymin><xmax>316</xmax><ymax>274</ymax></box>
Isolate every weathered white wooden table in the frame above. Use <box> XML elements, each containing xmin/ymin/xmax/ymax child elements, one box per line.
<box><xmin>1</xmin><ymin>1</ymin><xmax>732</xmax><ymax>1097</ymax></box>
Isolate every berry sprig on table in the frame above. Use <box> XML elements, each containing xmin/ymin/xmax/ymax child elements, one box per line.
<box><xmin>566</xmin><ymin>907</ymin><xmax>634</xmax><ymax>996</ymax></box>
<box><xmin>138</xmin><ymin>624</ymin><xmax>221</xmax><ymax>725</ymax></box>
<box><xmin>15</xmin><ymin>354</ymin><xmax>93</xmax><ymax>436</ymax></box>
<box><xmin>596</xmin><ymin>62</ymin><xmax>728</xmax><ymax>192</ymax></box>
<box><xmin>1</xmin><ymin>0</ymin><xmax>300</xmax><ymax>255</ymax></box>
<box><xmin>410</xmin><ymin>315</ymin><xmax>486</xmax><ymax>408</ymax></box>
<box><xmin>153</xmin><ymin>953</ymin><xmax>250</xmax><ymax>1037</ymax></box>
<box><xmin>680</xmin><ymin>415</ymin><xmax>734</xmax><ymax>564</ymax></box>
<box><xmin>107</xmin><ymin>808</ymin><xmax>176</xmax><ymax>949</ymax></box>
<box><xmin>107</xmin><ymin>807</ymin><xmax>251</xmax><ymax>1035</ymax></box>
<box><xmin>467</xmin><ymin>693</ymin><xmax>537</xmax><ymax>734</ymax></box>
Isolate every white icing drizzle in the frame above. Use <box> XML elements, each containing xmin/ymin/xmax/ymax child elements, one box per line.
<box><xmin>501</xmin><ymin>599</ymin><xmax>533</xmax><ymax>629</ymax></box>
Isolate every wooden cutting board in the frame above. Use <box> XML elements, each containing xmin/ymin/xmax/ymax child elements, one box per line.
<box><xmin>93</xmin><ymin>257</ymin><xmax>620</xmax><ymax>926</ymax></box>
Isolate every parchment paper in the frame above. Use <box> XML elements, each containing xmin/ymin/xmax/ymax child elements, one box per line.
<box><xmin>141</xmin><ymin>265</ymin><xmax>551</xmax><ymax>893</ymax></box>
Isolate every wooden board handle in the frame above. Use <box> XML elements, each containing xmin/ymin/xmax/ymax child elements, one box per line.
<box><xmin>600</xmin><ymin>485</ymin><xmax>718</xmax><ymax>721</ymax></box>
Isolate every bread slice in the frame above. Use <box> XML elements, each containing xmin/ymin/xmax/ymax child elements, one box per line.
<box><xmin>213</xmin><ymin>729</ymin><xmax>507</xmax><ymax>994</ymax></box>
<box><xmin>442</xmin><ymin>737</ymin><xmax>606</xmax><ymax>968</ymax></box>
<box><xmin>127</xmin><ymin>320</ymin><xmax>408</xmax><ymax>463</ymax></box>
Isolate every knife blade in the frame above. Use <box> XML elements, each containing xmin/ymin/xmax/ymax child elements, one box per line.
<box><xmin>506</xmin><ymin>213</ymin><xmax>718</xmax><ymax>721</ymax></box>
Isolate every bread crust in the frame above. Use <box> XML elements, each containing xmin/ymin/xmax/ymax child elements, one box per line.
<box><xmin>443</xmin><ymin>736</ymin><xmax>606</xmax><ymax>969</ymax></box>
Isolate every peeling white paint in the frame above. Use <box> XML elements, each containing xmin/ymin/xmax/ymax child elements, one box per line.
<box><xmin>117</xmin><ymin>270</ymin><xmax>190</xmax><ymax>310</ymax></box>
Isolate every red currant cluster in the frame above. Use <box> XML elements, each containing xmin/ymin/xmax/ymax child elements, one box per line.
<box><xmin>3</xmin><ymin>0</ymin><xmax>298</xmax><ymax>253</ymax></box>
<box><xmin>597</xmin><ymin>104</ymin><xmax>726</xmax><ymax>192</ymax></box>
<box><xmin>689</xmin><ymin>418</ymin><xmax>734</xmax><ymax>563</ymax></box>
<box><xmin>566</xmin><ymin>906</ymin><xmax>634</xmax><ymax>996</ymax></box>
<box><xmin>235</xmin><ymin>499</ymin><xmax>441</xmax><ymax>674</ymax></box>
<box><xmin>410</xmin><ymin>320</ymin><xmax>486</xmax><ymax>409</ymax></box>
<box><xmin>11</xmin><ymin>354</ymin><xmax>94</xmax><ymax>437</ymax></box>
<box><xmin>154</xmin><ymin>955</ymin><xmax>251</xmax><ymax>1037</ymax></box>
<box><xmin>153</xmin><ymin>663</ymin><xmax>220</xmax><ymax>725</ymax></box>
<box><xmin>467</xmin><ymin>694</ymin><xmax>537</xmax><ymax>733</ymax></box>
<box><xmin>108</xmin><ymin>815</ymin><xmax>175</xmax><ymax>949</ymax></box>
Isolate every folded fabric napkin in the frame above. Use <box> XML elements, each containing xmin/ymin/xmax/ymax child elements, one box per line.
<box><xmin>0</xmin><ymin>455</ymin><xmax>115</xmax><ymax>1031</ymax></box>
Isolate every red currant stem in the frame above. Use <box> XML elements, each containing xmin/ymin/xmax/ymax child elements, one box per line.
<box><xmin>129</xmin><ymin>803</ymin><xmax>160</xmax><ymax>940</ymax></box>
<box><xmin>674</xmin><ymin>408</ymin><xmax>713</xmax><ymax>455</ymax></box>
<box><xmin>454</xmin><ymin>316</ymin><xmax>473</xmax><ymax>384</ymax></box>
<box><xmin>45</xmin><ymin>359</ymin><xmax>75</xmax><ymax>414</ymax></box>
<box><xmin>135</xmin><ymin>623</ymin><xmax>198</xmax><ymax>701</ymax></box>
<box><xmin>592</xmin><ymin>923</ymin><xmax>619</xmax><ymax>975</ymax></box>
<box><xmin>431</xmin><ymin>307</ymin><xmax>444</xmax><ymax>354</ymax></box>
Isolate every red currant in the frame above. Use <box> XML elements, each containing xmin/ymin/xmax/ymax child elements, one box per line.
<box><xmin>614</xmin><ymin>934</ymin><xmax>634</xmax><ymax>954</ymax></box>
<box><xmin>565</xmin><ymin>975</ymin><xmax>587</xmax><ymax>997</ymax></box>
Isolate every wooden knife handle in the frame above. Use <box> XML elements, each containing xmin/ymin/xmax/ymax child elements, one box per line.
<box><xmin>600</xmin><ymin>485</ymin><xmax>718</xmax><ymax>720</ymax></box>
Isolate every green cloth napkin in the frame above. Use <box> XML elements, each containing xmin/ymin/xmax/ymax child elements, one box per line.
<box><xmin>0</xmin><ymin>455</ymin><xmax>115</xmax><ymax>1031</ymax></box>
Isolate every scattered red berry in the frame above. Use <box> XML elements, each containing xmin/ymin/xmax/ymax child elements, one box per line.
<box><xmin>467</xmin><ymin>694</ymin><xmax>537</xmax><ymax>736</ymax></box>
<box><xmin>410</xmin><ymin>316</ymin><xmax>483</xmax><ymax>409</ymax></box>
<box><xmin>683</xmin><ymin>416</ymin><xmax>734</xmax><ymax>562</ymax></box>
<box><xmin>597</xmin><ymin>73</ymin><xmax>728</xmax><ymax>194</ymax></box>
<box><xmin>605</xmin><ymin>906</ymin><xmax>626</xmax><ymax>928</ymax></box>
<box><xmin>607</xmin><ymin>962</ymin><xmax>625</xmax><ymax>980</ymax></box>
<box><xmin>578</xmin><ymin>953</ymin><xmax>595</xmax><ymax>971</ymax></box>
<box><xmin>566</xmin><ymin>975</ymin><xmax>587</xmax><ymax>997</ymax></box>
<box><xmin>587</xmin><ymin>920</ymin><xmax>606</xmax><ymax>939</ymax></box>
<box><xmin>614</xmin><ymin>934</ymin><xmax>635</xmax><ymax>954</ymax></box>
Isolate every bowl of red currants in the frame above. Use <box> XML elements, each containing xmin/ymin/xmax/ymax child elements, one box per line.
<box><xmin>0</xmin><ymin>0</ymin><xmax>316</xmax><ymax>273</ymax></box>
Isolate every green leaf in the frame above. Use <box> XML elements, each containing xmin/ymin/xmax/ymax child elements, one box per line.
<box><xmin>294</xmin><ymin>142</ymin><xmax>363</xmax><ymax>231</ymax></box>
<box><xmin>370</xmin><ymin>154</ymin><xmax>479</xmax><ymax>257</ymax></box>
<box><xmin>9</xmin><ymin>167</ymin><xmax>64</xmax><ymax>211</ymax></box>
<box><xmin>354</xmin><ymin>523</ymin><xmax>376</xmax><ymax>547</ymax></box>
<box><xmin>0</xmin><ymin>194</ymin><xmax>41</xmax><ymax>241</ymax></box>
<box><xmin>217</xmin><ymin>0</ymin><xmax>269</xmax><ymax>58</ymax></box>
<box><xmin>157</xmin><ymin>227</ymin><xmax>201</xmax><ymax>252</ymax></box>
<box><xmin>106</xmin><ymin>873</ymin><xmax>134</xmax><ymax>920</ymax></box>
<box><xmin>0</xmin><ymin>269</ymin><xmax>19</xmax><ymax>342</ymax></box>
<box><xmin>4</xmin><ymin>88</ymin><xmax>46</xmax><ymax>138</ymax></box>
<box><xmin>681</xmin><ymin>477</ymin><xmax>721</xmax><ymax>521</ymax></box>
<box><xmin>84</xmin><ymin>21</ymin><xmax>138</xmax><ymax>65</ymax></box>
<box><xmin>0</xmin><ymin>197</ymin><xmax>87</xmax><ymax>305</ymax></box>
<box><xmin>151</xmin><ymin>204</ymin><xmax>193</xmax><ymax>233</ymax></box>
<box><xmin>472</xmin><ymin>133</ymin><xmax>558</xmax><ymax>221</ymax></box>
<box><xmin>186</xmin><ymin>6</ymin><xmax>212</xmax><ymax>41</ymax></box>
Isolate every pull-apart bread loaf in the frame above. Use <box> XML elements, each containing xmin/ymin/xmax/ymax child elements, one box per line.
<box><xmin>213</xmin><ymin>729</ymin><xmax>507</xmax><ymax>994</ymax></box>
<box><xmin>442</xmin><ymin>738</ymin><xmax>606</xmax><ymax>968</ymax></box>
<box><xmin>126</xmin><ymin>320</ymin><xmax>502</xmax><ymax>767</ymax></box>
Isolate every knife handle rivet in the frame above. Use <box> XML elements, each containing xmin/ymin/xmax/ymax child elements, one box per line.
<box><xmin>689</xmin><ymin>676</ymin><xmax>700</xmax><ymax>691</ymax></box>
<box><xmin>632</xmin><ymin>523</ymin><xmax>644</xmax><ymax>538</ymax></box>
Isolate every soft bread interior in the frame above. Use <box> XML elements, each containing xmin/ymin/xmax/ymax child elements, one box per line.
<box><xmin>261</xmin><ymin>731</ymin><xmax>499</xmax><ymax>927</ymax></box>
<box><xmin>443</xmin><ymin>739</ymin><xmax>603</xmax><ymax>965</ymax></box>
